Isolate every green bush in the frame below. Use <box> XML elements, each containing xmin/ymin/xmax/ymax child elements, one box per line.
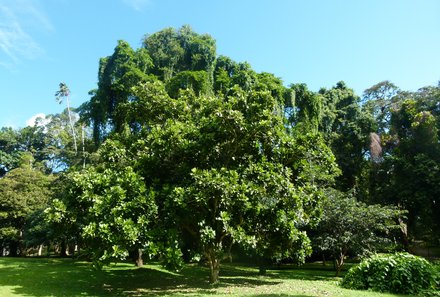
<box><xmin>341</xmin><ymin>253</ymin><xmax>438</xmax><ymax>295</ymax></box>
<box><xmin>431</xmin><ymin>261</ymin><xmax>440</xmax><ymax>296</ymax></box>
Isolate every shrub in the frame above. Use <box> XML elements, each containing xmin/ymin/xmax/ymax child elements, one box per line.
<box><xmin>341</xmin><ymin>252</ymin><xmax>438</xmax><ymax>295</ymax></box>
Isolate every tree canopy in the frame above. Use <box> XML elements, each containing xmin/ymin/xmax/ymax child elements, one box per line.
<box><xmin>50</xmin><ymin>75</ymin><xmax>339</xmax><ymax>282</ymax></box>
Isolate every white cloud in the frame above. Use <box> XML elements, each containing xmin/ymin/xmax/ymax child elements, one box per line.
<box><xmin>0</xmin><ymin>0</ymin><xmax>53</xmax><ymax>66</ymax></box>
<box><xmin>122</xmin><ymin>0</ymin><xmax>152</xmax><ymax>12</ymax></box>
<box><xmin>26</xmin><ymin>113</ymin><xmax>48</xmax><ymax>127</ymax></box>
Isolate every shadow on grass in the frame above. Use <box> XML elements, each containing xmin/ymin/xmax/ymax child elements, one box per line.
<box><xmin>259</xmin><ymin>261</ymin><xmax>355</xmax><ymax>282</ymax></box>
<box><xmin>263</xmin><ymin>266</ymin><xmax>341</xmax><ymax>282</ymax></box>
<box><xmin>102</xmin><ymin>263</ymin><xmax>287</xmax><ymax>296</ymax></box>
<box><xmin>0</xmin><ymin>258</ymin><xmax>318</xmax><ymax>296</ymax></box>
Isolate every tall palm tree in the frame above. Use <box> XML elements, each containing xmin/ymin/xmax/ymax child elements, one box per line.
<box><xmin>55</xmin><ymin>82</ymin><xmax>78</xmax><ymax>154</ymax></box>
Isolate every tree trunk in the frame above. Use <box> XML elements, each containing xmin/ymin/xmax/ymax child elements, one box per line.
<box><xmin>259</xmin><ymin>266</ymin><xmax>267</xmax><ymax>275</ymax></box>
<box><xmin>135</xmin><ymin>248</ymin><xmax>143</xmax><ymax>267</ymax></box>
<box><xmin>38</xmin><ymin>245</ymin><xmax>43</xmax><ymax>256</ymax></box>
<box><xmin>66</xmin><ymin>98</ymin><xmax>78</xmax><ymax>155</ymax></box>
<box><xmin>335</xmin><ymin>252</ymin><xmax>345</xmax><ymax>277</ymax></box>
<box><xmin>226</xmin><ymin>241</ymin><xmax>233</xmax><ymax>263</ymax></box>
<box><xmin>258</xmin><ymin>257</ymin><xmax>270</xmax><ymax>275</ymax></box>
<box><xmin>82</xmin><ymin>124</ymin><xmax>86</xmax><ymax>168</ymax></box>
<box><xmin>46</xmin><ymin>243</ymin><xmax>51</xmax><ymax>257</ymax></box>
<box><xmin>60</xmin><ymin>240</ymin><xmax>67</xmax><ymax>257</ymax></box>
<box><xmin>322</xmin><ymin>254</ymin><xmax>326</xmax><ymax>266</ymax></box>
<box><xmin>207</xmin><ymin>251</ymin><xmax>220</xmax><ymax>284</ymax></box>
<box><xmin>399</xmin><ymin>216</ymin><xmax>411</xmax><ymax>252</ymax></box>
<box><xmin>9</xmin><ymin>242</ymin><xmax>19</xmax><ymax>257</ymax></box>
<box><xmin>209</xmin><ymin>258</ymin><xmax>220</xmax><ymax>284</ymax></box>
<box><xmin>68</xmin><ymin>243</ymin><xmax>75</xmax><ymax>258</ymax></box>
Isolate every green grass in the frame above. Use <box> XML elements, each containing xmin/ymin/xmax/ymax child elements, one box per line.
<box><xmin>0</xmin><ymin>257</ymin><xmax>414</xmax><ymax>297</ymax></box>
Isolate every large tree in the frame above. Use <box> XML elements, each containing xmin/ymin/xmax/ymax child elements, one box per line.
<box><xmin>362</xmin><ymin>80</ymin><xmax>401</xmax><ymax>134</ymax></box>
<box><xmin>51</xmin><ymin>75</ymin><xmax>338</xmax><ymax>283</ymax></box>
<box><xmin>47</xmin><ymin>27</ymin><xmax>351</xmax><ymax>284</ymax></box>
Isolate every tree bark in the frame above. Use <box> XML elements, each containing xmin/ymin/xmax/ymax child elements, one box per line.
<box><xmin>82</xmin><ymin>124</ymin><xmax>86</xmax><ymax>168</ymax></box>
<box><xmin>46</xmin><ymin>243</ymin><xmax>51</xmax><ymax>257</ymax></box>
<box><xmin>68</xmin><ymin>243</ymin><xmax>75</xmax><ymax>258</ymax></box>
<box><xmin>221</xmin><ymin>240</ymin><xmax>233</xmax><ymax>263</ymax></box>
<box><xmin>135</xmin><ymin>248</ymin><xmax>143</xmax><ymax>267</ymax></box>
<box><xmin>207</xmin><ymin>250</ymin><xmax>220</xmax><ymax>284</ymax></box>
<box><xmin>66</xmin><ymin>97</ymin><xmax>78</xmax><ymax>154</ymax></box>
<box><xmin>399</xmin><ymin>216</ymin><xmax>411</xmax><ymax>252</ymax></box>
<box><xmin>258</xmin><ymin>256</ymin><xmax>271</xmax><ymax>275</ymax></box>
<box><xmin>335</xmin><ymin>252</ymin><xmax>345</xmax><ymax>277</ymax></box>
<box><xmin>60</xmin><ymin>240</ymin><xmax>67</xmax><ymax>257</ymax></box>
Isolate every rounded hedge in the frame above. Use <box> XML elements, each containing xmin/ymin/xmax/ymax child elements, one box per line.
<box><xmin>341</xmin><ymin>253</ymin><xmax>438</xmax><ymax>295</ymax></box>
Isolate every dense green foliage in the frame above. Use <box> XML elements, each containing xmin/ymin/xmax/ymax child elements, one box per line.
<box><xmin>50</xmin><ymin>75</ymin><xmax>339</xmax><ymax>282</ymax></box>
<box><xmin>367</xmin><ymin>84</ymin><xmax>440</xmax><ymax>242</ymax></box>
<box><xmin>318</xmin><ymin>82</ymin><xmax>374</xmax><ymax>191</ymax></box>
<box><xmin>0</xmin><ymin>128</ymin><xmax>22</xmax><ymax>177</ymax></box>
<box><xmin>47</xmin><ymin>140</ymin><xmax>158</xmax><ymax>267</ymax></box>
<box><xmin>341</xmin><ymin>253</ymin><xmax>439</xmax><ymax>295</ymax></box>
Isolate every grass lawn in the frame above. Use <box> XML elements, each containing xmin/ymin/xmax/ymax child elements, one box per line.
<box><xmin>0</xmin><ymin>257</ymin><xmax>413</xmax><ymax>297</ymax></box>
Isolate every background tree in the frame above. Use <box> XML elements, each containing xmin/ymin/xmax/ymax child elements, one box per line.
<box><xmin>0</xmin><ymin>111</ymin><xmax>92</xmax><ymax>173</ymax></box>
<box><xmin>0</xmin><ymin>124</ymin><xmax>55</xmax><ymax>175</ymax></box>
<box><xmin>312</xmin><ymin>189</ymin><xmax>404</xmax><ymax>276</ymax></box>
<box><xmin>0</xmin><ymin>153</ymin><xmax>53</xmax><ymax>256</ymax></box>
<box><xmin>365</xmin><ymin>83</ymin><xmax>440</xmax><ymax>243</ymax></box>
<box><xmin>0</xmin><ymin>127</ymin><xmax>22</xmax><ymax>177</ymax></box>
<box><xmin>318</xmin><ymin>82</ymin><xmax>374</xmax><ymax>191</ymax></box>
<box><xmin>374</xmin><ymin>101</ymin><xmax>439</xmax><ymax>239</ymax></box>
<box><xmin>362</xmin><ymin>80</ymin><xmax>401</xmax><ymax>134</ymax></box>
<box><xmin>42</xmin><ymin>110</ymin><xmax>88</xmax><ymax>171</ymax></box>
<box><xmin>288</xmin><ymin>83</ymin><xmax>322</xmax><ymax>132</ymax></box>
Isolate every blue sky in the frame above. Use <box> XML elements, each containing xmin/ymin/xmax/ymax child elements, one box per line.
<box><xmin>0</xmin><ymin>0</ymin><xmax>439</xmax><ymax>128</ymax></box>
